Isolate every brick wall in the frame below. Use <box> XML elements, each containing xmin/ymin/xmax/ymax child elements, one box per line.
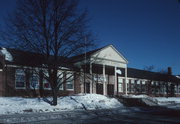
<box><xmin>0</xmin><ymin>71</ymin><xmax>3</xmax><ymax>96</ymax></box>
<box><xmin>2</xmin><ymin>66</ymin><xmax>81</xmax><ymax>97</ymax></box>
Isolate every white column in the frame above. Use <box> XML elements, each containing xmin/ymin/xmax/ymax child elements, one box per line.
<box><xmin>103</xmin><ymin>64</ymin><xmax>106</xmax><ymax>95</ymax></box>
<box><xmin>90</xmin><ymin>62</ymin><xmax>92</xmax><ymax>94</ymax></box>
<box><xmin>114</xmin><ymin>66</ymin><xmax>117</xmax><ymax>95</ymax></box>
<box><xmin>125</xmin><ymin>67</ymin><xmax>127</xmax><ymax>95</ymax></box>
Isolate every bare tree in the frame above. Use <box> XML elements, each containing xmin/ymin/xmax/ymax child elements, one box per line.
<box><xmin>1</xmin><ymin>0</ymin><xmax>95</xmax><ymax>105</ymax></box>
<box><xmin>143</xmin><ymin>65</ymin><xmax>155</xmax><ymax>72</ymax></box>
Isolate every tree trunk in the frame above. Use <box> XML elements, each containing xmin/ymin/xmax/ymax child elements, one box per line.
<box><xmin>39</xmin><ymin>70</ymin><xmax>44</xmax><ymax>97</ymax></box>
<box><xmin>52</xmin><ymin>89</ymin><xmax>58</xmax><ymax>106</ymax></box>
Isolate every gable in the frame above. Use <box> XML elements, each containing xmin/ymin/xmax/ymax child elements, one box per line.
<box><xmin>91</xmin><ymin>45</ymin><xmax>128</xmax><ymax>64</ymax></box>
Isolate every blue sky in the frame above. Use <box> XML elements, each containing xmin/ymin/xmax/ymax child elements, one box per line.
<box><xmin>0</xmin><ymin>0</ymin><xmax>180</xmax><ymax>75</ymax></box>
<box><xmin>79</xmin><ymin>0</ymin><xmax>180</xmax><ymax>75</ymax></box>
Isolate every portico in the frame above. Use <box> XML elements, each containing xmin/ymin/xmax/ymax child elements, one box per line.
<box><xmin>75</xmin><ymin>45</ymin><xmax>128</xmax><ymax>95</ymax></box>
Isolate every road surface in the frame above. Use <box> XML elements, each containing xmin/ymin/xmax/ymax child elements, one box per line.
<box><xmin>0</xmin><ymin>107</ymin><xmax>180</xmax><ymax>124</ymax></box>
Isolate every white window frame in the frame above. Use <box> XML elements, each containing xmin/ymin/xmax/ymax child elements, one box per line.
<box><xmin>29</xmin><ymin>72</ymin><xmax>39</xmax><ymax>89</ymax></box>
<box><xmin>15</xmin><ymin>69</ymin><xmax>26</xmax><ymax>89</ymax></box>
<box><xmin>66</xmin><ymin>72</ymin><xmax>74</xmax><ymax>91</ymax></box>
<box><xmin>118</xmin><ymin>77</ymin><xmax>123</xmax><ymax>92</ymax></box>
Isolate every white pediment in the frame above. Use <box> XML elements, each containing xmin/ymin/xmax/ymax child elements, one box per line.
<box><xmin>91</xmin><ymin>45</ymin><xmax>128</xmax><ymax>64</ymax></box>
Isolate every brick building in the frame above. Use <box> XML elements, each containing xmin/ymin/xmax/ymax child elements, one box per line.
<box><xmin>0</xmin><ymin>45</ymin><xmax>179</xmax><ymax>97</ymax></box>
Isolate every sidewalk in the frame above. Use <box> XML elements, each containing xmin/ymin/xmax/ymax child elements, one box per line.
<box><xmin>1</xmin><ymin>107</ymin><xmax>180</xmax><ymax>124</ymax></box>
<box><xmin>0</xmin><ymin>108</ymin><xmax>126</xmax><ymax>123</ymax></box>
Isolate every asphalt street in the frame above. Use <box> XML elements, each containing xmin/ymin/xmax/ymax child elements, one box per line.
<box><xmin>0</xmin><ymin>107</ymin><xmax>180</xmax><ymax>124</ymax></box>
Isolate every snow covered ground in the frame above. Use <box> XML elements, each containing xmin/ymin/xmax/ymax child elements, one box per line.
<box><xmin>122</xmin><ymin>94</ymin><xmax>149</xmax><ymax>98</ymax></box>
<box><xmin>123</xmin><ymin>94</ymin><xmax>180</xmax><ymax>109</ymax></box>
<box><xmin>0</xmin><ymin>94</ymin><xmax>123</xmax><ymax>115</ymax></box>
<box><xmin>153</xmin><ymin>97</ymin><xmax>180</xmax><ymax>109</ymax></box>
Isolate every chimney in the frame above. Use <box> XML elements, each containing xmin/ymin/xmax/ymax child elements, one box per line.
<box><xmin>168</xmin><ymin>67</ymin><xmax>172</xmax><ymax>75</ymax></box>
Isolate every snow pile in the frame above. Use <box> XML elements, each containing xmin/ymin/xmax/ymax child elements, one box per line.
<box><xmin>122</xmin><ymin>94</ymin><xmax>149</xmax><ymax>98</ymax></box>
<box><xmin>0</xmin><ymin>94</ymin><xmax>123</xmax><ymax>115</ymax></box>
<box><xmin>152</xmin><ymin>97</ymin><xmax>180</xmax><ymax>107</ymax></box>
<box><xmin>123</xmin><ymin>94</ymin><xmax>180</xmax><ymax>109</ymax></box>
<box><xmin>70</xmin><ymin>94</ymin><xmax>122</xmax><ymax>110</ymax></box>
<box><xmin>0</xmin><ymin>48</ymin><xmax>13</xmax><ymax>61</ymax></box>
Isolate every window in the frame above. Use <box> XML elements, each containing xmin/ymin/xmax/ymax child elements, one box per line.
<box><xmin>15</xmin><ymin>69</ymin><xmax>26</xmax><ymax>89</ymax></box>
<box><xmin>43</xmin><ymin>70</ymin><xmax>64</xmax><ymax>90</ymax></box>
<box><xmin>43</xmin><ymin>71</ymin><xmax>51</xmax><ymax>90</ymax></box>
<box><xmin>156</xmin><ymin>81</ymin><xmax>160</xmax><ymax>94</ymax></box>
<box><xmin>127</xmin><ymin>79</ymin><xmax>130</xmax><ymax>92</ymax></box>
<box><xmin>178</xmin><ymin>85</ymin><xmax>180</xmax><ymax>94</ymax></box>
<box><xmin>30</xmin><ymin>73</ymin><xmax>39</xmax><ymax>89</ymax></box>
<box><xmin>141</xmin><ymin>81</ymin><xmax>146</xmax><ymax>93</ymax></box>
<box><xmin>43</xmin><ymin>78</ymin><xmax>51</xmax><ymax>90</ymax></box>
<box><xmin>136</xmin><ymin>80</ymin><xmax>141</xmax><ymax>93</ymax></box>
<box><xmin>57</xmin><ymin>71</ymin><xmax>63</xmax><ymax>90</ymax></box>
<box><xmin>94</xmin><ymin>74</ymin><xmax>106</xmax><ymax>83</ymax></box>
<box><xmin>131</xmin><ymin>79</ymin><xmax>135</xmax><ymax>93</ymax></box>
<box><xmin>162</xmin><ymin>82</ymin><xmax>166</xmax><ymax>94</ymax></box>
<box><xmin>118</xmin><ymin>77</ymin><xmax>123</xmax><ymax>92</ymax></box>
<box><xmin>66</xmin><ymin>72</ymin><xmax>74</xmax><ymax>90</ymax></box>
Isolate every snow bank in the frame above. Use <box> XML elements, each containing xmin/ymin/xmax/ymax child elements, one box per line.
<box><xmin>123</xmin><ymin>94</ymin><xmax>180</xmax><ymax>109</ymax></box>
<box><xmin>122</xmin><ymin>94</ymin><xmax>149</xmax><ymax>98</ymax></box>
<box><xmin>70</xmin><ymin>94</ymin><xmax>122</xmax><ymax>110</ymax></box>
<box><xmin>154</xmin><ymin>97</ymin><xmax>180</xmax><ymax>103</ymax></box>
<box><xmin>0</xmin><ymin>94</ymin><xmax>123</xmax><ymax>115</ymax></box>
<box><xmin>152</xmin><ymin>97</ymin><xmax>180</xmax><ymax>106</ymax></box>
<box><xmin>0</xmin><ymin>48</ymin><xmax>13</xmax><ymax>61</ymax></box>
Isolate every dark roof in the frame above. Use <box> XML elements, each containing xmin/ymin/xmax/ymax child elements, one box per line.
<box><xmin>6</xmin><ymin>48</ymin><xmax>44</xmax><ymax>66</ymax></box>
<box><xmin>0</xmin><ymin>47</ymin><xmax>74</xmax><ymax>69</ymax></box>
<box><xmin>127</xmin><ymin>68</ymin><xmax>179</xmax><ymax>83</ymax></box>
<box><xmin>0</xmin><ymin>47</ymin><xmax>179</xmax><ymax>83</ymax></box>
<box><xmin>70</xmin><ymin>45</ymin><xmax>108</xmax><ymax>63</ymax></box>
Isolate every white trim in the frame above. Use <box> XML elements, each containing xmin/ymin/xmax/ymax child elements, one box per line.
<box><xmin>6</xmin><ymin>64</ymin><xmax>38</xmax><ymax>69</ymax></box>
<box><xmin>114</xmin><ymin>66</ymin><xmax>117</xmax><ymax>95</ymax></box>
<box><xmin>103</xmin><ymin>64</ymin><xmax>106</xmax><ymax>95</ymax></box>
<box><xmin>5</xmin><ymin>64</ymin><xmax>71</xmax><ymax>71</ymax></box>
<box><xmin>90</xmin><ymin>45</ymin><xmax>128</xmax><ymax>64</ymax></box>
<box><xmin>125</xmin><ymin>67</ymin><xmax>127</xmax><ymax>95</ymax></box>
<box><xmin>91</xmin><ymin>57</ymin><xmax>127</xmax><ymax>64</ymax></box>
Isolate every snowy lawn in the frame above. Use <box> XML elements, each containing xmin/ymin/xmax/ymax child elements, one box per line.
<box><xmin>0</xmin><ymin>94</ymin><xmax>123</xmax><ymax>115</ymax></box>
<box><xmin>123</xmin><ymin>94</ymin><xmax>180</xmax><ymax>109</ymax></box>
<box><xmin>122</xmin><ymin>94</ymin><xmax>149</xmax><ymax>98</ymax></box>
<box><xmin>154</xmin><ymin>97</ymin><xmax>180</xmax><ymax>103</ymax></box>
<box><xmin>153</xmin><ymin>97</ymin><xmax>180</xmax><ymax>106</ymax></box>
